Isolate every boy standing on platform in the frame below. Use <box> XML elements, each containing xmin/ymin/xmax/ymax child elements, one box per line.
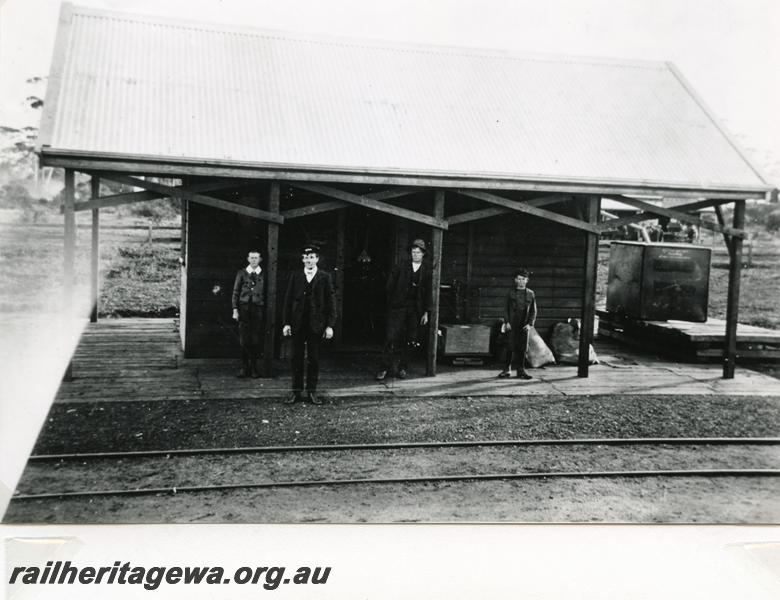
<box><xmin>498</xmin><ymin>268</ymin><xmax>537</xmax><ymax>380</ymax></box>
<box><xmin>232</xmin><ymin>250</ymin><xmax>265</xmax><ymax>378</ymax></box>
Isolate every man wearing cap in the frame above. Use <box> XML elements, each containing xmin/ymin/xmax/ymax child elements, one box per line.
<box><xmin>498</xmin><ymin>268</ymin><xmax>537</xmax><ymax>380</ymax></box>
<box><xmin>232</xmin><ymin>250</ymin><xmax>265</xmax><ymax>378</ymax></box>
<box><xmin>376</xmin><ymin>239</ymin><xmax>432</xmax><ymax>380</ymax></box>
<box><xmin>282</xmin><ymin>245</ymin><xmax>337</xmax><ymax>405</ymax></box>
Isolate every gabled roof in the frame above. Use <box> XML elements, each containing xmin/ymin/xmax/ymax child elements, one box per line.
<box><xmin>38</xmin><ymin>3</ymin><xmax>773</xmax><ymax>197</ymax></box>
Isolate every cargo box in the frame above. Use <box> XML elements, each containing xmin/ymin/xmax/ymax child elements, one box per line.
<box><xmin>606</xmin><ymin>241</ymin><xmax>711</xmax><ymax>322</ymax></box>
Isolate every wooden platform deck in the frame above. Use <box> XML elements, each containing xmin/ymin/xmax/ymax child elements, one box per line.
<box><xmin>597</xmin><ymin>310</ymin><xmax>780</xmax><ymax>362</ymax></box>
<box><xmin>53</xmin><ymin>318</ymin><xmax>780</xmax><ymax>403</ymax></box>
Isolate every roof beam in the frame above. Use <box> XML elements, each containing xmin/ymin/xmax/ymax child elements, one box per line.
<box><xmin>599</xmin><ymin>196</ymin><xmax>744</xmax><ymax>237</ymax></box>
<box><xmin>448</xmin><ymin>194</ymin><xmax>571</xmax><ymax>225</ymax></box>
<box><xmin>281</xmin><ymin>187</ymin><xmax>420</xmax><ymax>220</ymax></box>
<box><xmin>456</xmin><ymin>190</ymin><xmax>600</xmax><ymax>233</ymax></box>
<box><xmin>72</xmin><ymin>179</ymin><xmax>240</xmax><ymax>212</ymax></box>
<box><xmin>605</xmin><ymin>196</ymin><xmax>709</xmax><ymax>223</ymax></box>
<box><xmin>364</xmin><ymin>187</ymin><xmax>420</xmax><ymax>201</ymax></box>
<box><xmin>291</xmin><ymin>183</ymin><xmax>448</xmax><ymax>229</ymax></box>
<box><xmin>282</xmin><ymin>200</ymin><xmax>347</xmax><ymax>220</ymax></box>
<box><xmin>93</xmin><ymin>173</ymin><xmax>284</xmax><ymax>224</ymax></box>
<box><xmin>448</xmin><ymin>207</ymin><xmax>507</xmax><ymax>226</ymax></box>
<box><xmin>41</xmin><ymin>155</ymin><xmax>768</xmax><ymax>200</ymax></box>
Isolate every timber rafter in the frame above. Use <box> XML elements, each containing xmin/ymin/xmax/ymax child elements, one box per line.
<box><xmin>290</xmin><ymin>183</ymin><xmax>447</xmax><ymax>229</ymax></box>
<box><xmin>448</xmin><ymin>193</ymin><xmax>572</xmax><ymax>226</ymax></box>
<box><xmin>90</xmin><ymin>172</ymin><xmax>285</xmax><ymax>224</ymax></box>
<box><xmin>281</xmin><ymin>187</ymin><xmax>420</xmax><ymax>220</ymax></box>
<box><xmin>41</xmin><ymin>154</ymin><xmax>769</xmax><ymax>200</ymax></box>
<box><xmin>455</xmin><ymin>189</ymin><xmax>600</xmax><ymax>233</ymax></box>
<box><xmin>599</xmin><ymin>196</ymin><xmax>744</xmax><ymax>238</ymax></box>
<box><xmin>72</xmin><ymin>179</ymin><xmax>241</xmax><ymax>212</ymax></box>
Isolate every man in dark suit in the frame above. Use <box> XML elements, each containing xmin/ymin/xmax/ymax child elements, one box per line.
<box><xmin>376</xmin><ymin>239</ymin><xmax>432</xmax><ymax>380</ymax></box>
<box><xmin>232</xmin><ymin>250</ymin><xmax>265</xmax><ymax>378</ymax></box>
<box><xmin>282</xmin><ymin>244</ymin><xmax>337</xmax><ymax>405</ymax></box>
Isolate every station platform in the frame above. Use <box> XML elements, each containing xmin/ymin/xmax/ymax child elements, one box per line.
<box><xmin>52</xmin><ymin>318</ymin><xmax>780</xmax><ymax>404</ymax></box>
<box><xmin>597</xmin><ymin>309</ymin><xmax>780</xmax><ymax>362</ymax></box>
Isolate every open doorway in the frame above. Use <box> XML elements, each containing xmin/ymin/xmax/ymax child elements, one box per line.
<box><xmin>341</xmin><ymin>208</ymin><xmax>395</xmax><ymax>348</ymax></box>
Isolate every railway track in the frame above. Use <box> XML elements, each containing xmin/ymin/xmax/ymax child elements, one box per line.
<box><xmin>12</xmin><ymin>437</ymin><xmax>780</xmax><ymax>502</ymax></box>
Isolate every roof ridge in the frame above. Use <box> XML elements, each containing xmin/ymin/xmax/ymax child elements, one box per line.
<box><xmin>66</xmin><ymin>2</ymin><xmax>668</xmax><ymax>69</ymax></box>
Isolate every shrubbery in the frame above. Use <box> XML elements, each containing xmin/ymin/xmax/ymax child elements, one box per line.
<box><xmin>767</xmin><ymin>210</ymin><xmax>780</xmax><ymax>232</ymax></box>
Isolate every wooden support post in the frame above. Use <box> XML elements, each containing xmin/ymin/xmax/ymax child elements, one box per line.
<box><xmin>578</xmin><ymin>196</ymin><xmax>600</xmax><ymax>378</ymax></box>
<box><xmin>263</xmin><ymin>182</ymin><xmax>280</xmax><ymax>377</ymax></box>
<box><xmin>723</xmin><ymin>200</ymin><xmax>745</xmax><ymax>379</ymax></box>
<box><xmin>63</xmin><ymin>169</ymin><xmax>76</xmax><ymax>381</ymax></box>
<box><xmin>334</xmin><ymin>209</ymin><xmax>346</xmax><ymax>344</ymax></box>
<box><xmin>427</xmin><ymin>190</ymin><xmax>445</xmax><ymax>376</ymax></box>
<box><xmin>179</xmin><ymin>195</ymin><xmax>188</xmax><ymax>350</ymax></box>
<box><xmin>713</xmin><ymin>204</ymin><xmax>733</xmax><ymax>257</ymax></box>
<box><xmin>90</xmin><ymin>176</ymin><xmax>100</xmax><ymax>323</ymax></box>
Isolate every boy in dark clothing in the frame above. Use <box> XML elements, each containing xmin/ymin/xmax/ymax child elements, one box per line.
<box><xmin>232</xmin><ymin>250</ymin><xmax>265</xmax><ymax>378</ymax></box>
<box><xmin>498</xmin><ymin>268</ymin><xmax>537</xmax><ymax>380</ymax></box>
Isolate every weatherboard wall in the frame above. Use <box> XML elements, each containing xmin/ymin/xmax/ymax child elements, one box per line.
<box><xmin>183</xmin><ymin>194</ymin><xmax>586</xmax><ymax>358</ymax></box>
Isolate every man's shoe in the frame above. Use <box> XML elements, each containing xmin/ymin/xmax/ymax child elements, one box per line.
<box><xmin>517</xmin><ymin>372</ymin><xmax>533</xmax><ymax>380</ymax></box>
<box><xmin>497</xmin><ymin>370</ymin><xmax>511</xmax><ymax>378</ymax></box>
<box><xmin>375</xmin><ymin>370</ymin><xmax>387</xmax><ymax>381</ymax></box>
<box><xmin>397</xmin><ymin>369</ymin><xmax>407</xmax><ymax>379</ymax></box>
<box><xmin>308</xmin><ymin>391</ymin><xmax>324</xmax><ymax>405</ymax></box>
<box><xmin>284</xmin><ymin>392</ymin><xmax>300</xmax><ymax>405</ymax></box>
<box><xmin>237</xmin><ymin>366</ymin><xmax>249</xmax><ymax>378</ymax></box>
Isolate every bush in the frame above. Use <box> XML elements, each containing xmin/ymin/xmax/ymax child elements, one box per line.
<box><xmin>0</xmin><ymin>181</ymin><xmax>34</xmax><ymax>209</ymax></box>
<box><xmin>767</xmin><ymin>210</ymin><xmax>780</xmax><ymax>232</ymax></box>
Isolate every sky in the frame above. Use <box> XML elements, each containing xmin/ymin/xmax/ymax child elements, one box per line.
<box><xmin>0</xmin><ymin>0</ymin><xmax>778</xmax><ymax>183</ymax></box>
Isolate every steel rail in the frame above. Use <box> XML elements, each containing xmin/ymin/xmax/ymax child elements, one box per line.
<box><xmin>29</xmin><ymin>437</ymin><xmax>780</xmax><ymax>462</ymax></box>
<box><xmin>11</xmin><ymin>469</ymin><xmax>780</xmax><ymax>502</ymax></box>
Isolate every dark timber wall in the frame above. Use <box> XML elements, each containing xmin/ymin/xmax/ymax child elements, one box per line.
<box><xmin>183</xmin><ymin>187</ymin><xmax>343</xmax><ymax>358</ymax></box>
<box><xmin>183</xmin><ymin>190</ymin><xmax>587</xmax><ymax>357</ymax></box>
<box><xmin>442</xmin><ymin>210</ymin><xmax>586</xmax><ymax>336</ymax></box>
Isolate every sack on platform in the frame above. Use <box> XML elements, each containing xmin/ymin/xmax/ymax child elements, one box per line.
<box><xmin>526</xmin><ymin>326</ymin><xmax>556</xmax><ymax>368</ymax></box>
<box><xmin>550</xmin><ymin>319</ymin><xmax>599</xmax><ymax>365</ymax></box>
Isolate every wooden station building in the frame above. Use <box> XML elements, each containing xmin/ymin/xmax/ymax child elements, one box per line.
<box><xmin>38</xmin><ymin>4</ymin><xmax>775</xmax><ymax>378</ymax></box>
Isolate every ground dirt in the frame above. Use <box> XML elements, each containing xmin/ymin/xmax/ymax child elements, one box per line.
<box><xmin>5</xmin><ymin>393</ymin><xmax>779</xmax><ymax>524</ymax></box>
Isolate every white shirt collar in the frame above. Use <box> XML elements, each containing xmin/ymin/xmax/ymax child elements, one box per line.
<box><xmin>411</xmin><ymin>262</ymin><xmax>422</xmax><ymax>272</ymax></box>
<box><xmin>246</xmin><ymin>266</ymin><xmax>262</xmax><ymax>274</ymax></box>
<box><xmin>304</xmin><ymin>266</ymin><xmax>318</xmax><ymax>282</ymax></box>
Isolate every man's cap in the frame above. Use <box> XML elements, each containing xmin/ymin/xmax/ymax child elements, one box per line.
<box><xmin>409</xmin><ymin>239</ymin><xmax>427</xmax><ymax>253</ymax></box>
<box><xmin>301</xmin><ymin>244</ymin><xmax>320</xmax><ymax>255</ymax></box>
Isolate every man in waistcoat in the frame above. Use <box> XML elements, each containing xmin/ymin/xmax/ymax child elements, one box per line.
<box><xmin>376</xmin><ymin>239</ymin><xmax>432</xmax><ymax>380</ymax></box>
<box><xmin>232</xmin><ymin>250</ymin><xmax>265</xmax><ymax>378</ymax></box>
<box><xmin>498</xmin><ymin>268</ymin><xmax>537</xmax><ymax>380</ymax></box>
<box><xmin>282</xmin><ymin>244</ymin><xmax>337</xmax><ymax>405</ymax></box>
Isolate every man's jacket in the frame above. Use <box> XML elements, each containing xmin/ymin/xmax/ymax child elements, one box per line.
<box><xmin>386</xmin><ymin>261</ymin><xmax>433</xmax><ymax>314</ymax></box>
<box><xmin>282</xmin><ymin>270</ymin><xmax>337</xmax><ymax>335</ymax></box>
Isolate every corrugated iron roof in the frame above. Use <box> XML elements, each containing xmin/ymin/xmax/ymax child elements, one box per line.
<box><xmin>38</xmin><ymin>3</ymin><xmax>772</xmax><ymax>194</ymax></box>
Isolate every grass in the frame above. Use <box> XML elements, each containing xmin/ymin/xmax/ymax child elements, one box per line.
<box><xmin>0</xmin><ymin>208</ymin><xmax>180</xmax><ymax>317</ymax></box>
<box><xmin>100</xmin><ymin>243</ymin><xmax>180</xmax><ymax>317</ymax></box>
